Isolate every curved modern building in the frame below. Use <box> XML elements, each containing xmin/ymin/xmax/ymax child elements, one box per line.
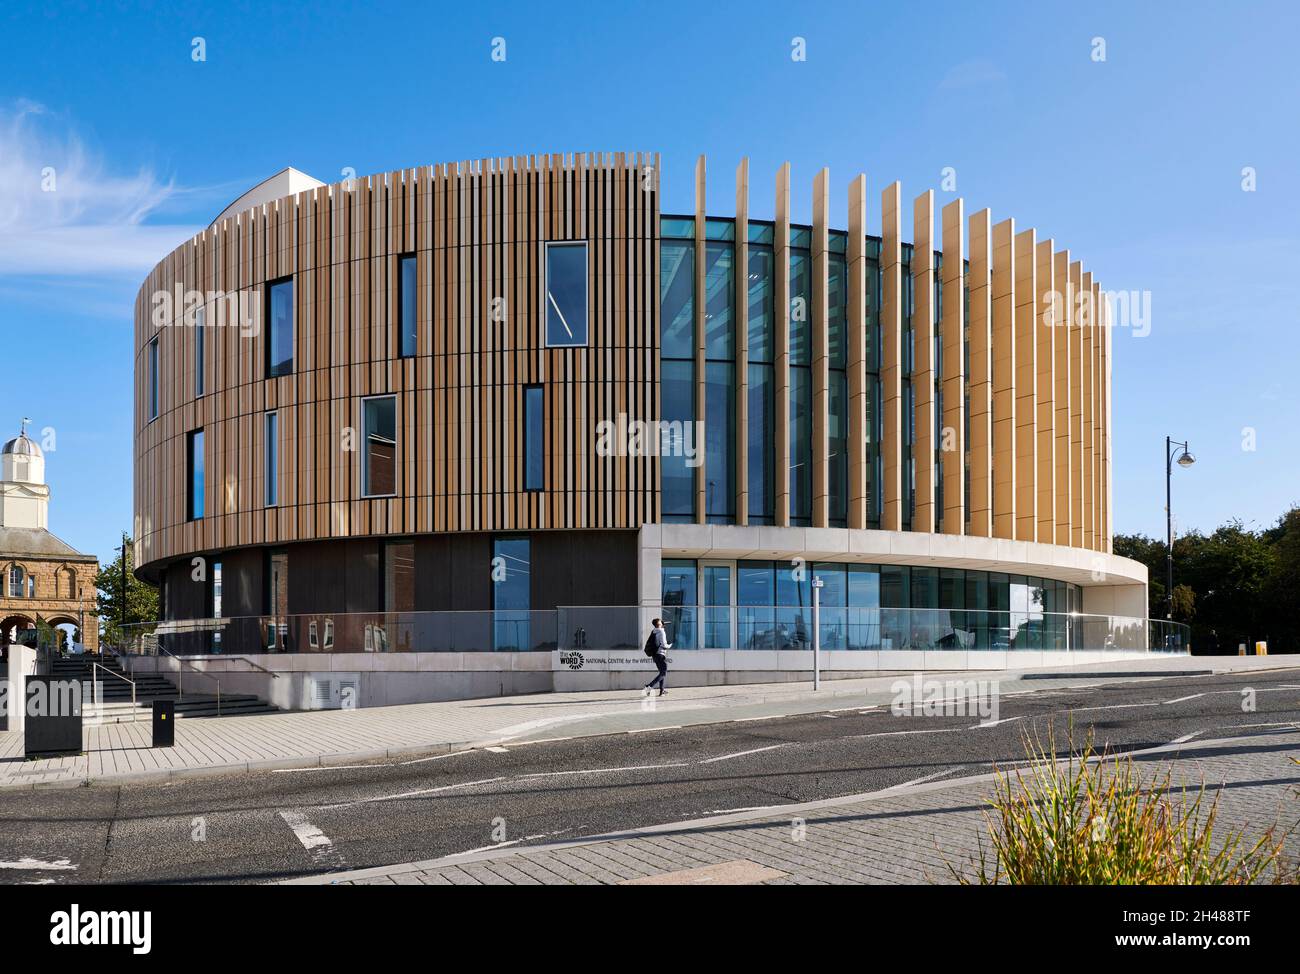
<box><xmin>131</xmin><ymin>153</ymin><xmax>1170</xmax><ymax>705</ymax></box>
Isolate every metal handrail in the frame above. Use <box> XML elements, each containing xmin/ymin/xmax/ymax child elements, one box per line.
<box><xmin>157</xmin><ymin>646</ymin><xmax>222</xmax><ymax>716</ymax></box>
<box><xmin>90</xmin><ymin>662</ymin><xmax>137</xmax><ymax>722</ymax></box>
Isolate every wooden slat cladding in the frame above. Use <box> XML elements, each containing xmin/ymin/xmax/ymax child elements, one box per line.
<box><xmin>134</xmin><ymin>154</ymin><xmax>660</xmax><ymax>572</ymax></box>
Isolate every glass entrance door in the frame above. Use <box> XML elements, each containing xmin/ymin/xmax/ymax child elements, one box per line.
<box><xmin>701</xmin><ymin>562</ymin><xmax>734</xmax><ymax>649</ymax></box>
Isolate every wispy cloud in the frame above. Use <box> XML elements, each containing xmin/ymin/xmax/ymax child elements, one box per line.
<box><xmin>0</xmin><ymin>100</ymin><xmax>202</xmax><ymax>277</ymax></box>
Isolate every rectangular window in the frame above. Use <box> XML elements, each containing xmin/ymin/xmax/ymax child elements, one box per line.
<box><xmin>492</xmin><ymin>538</ymin><xmax>531</xmax><ymax>651</ymax></box>
<box><xmin>661</xmin><ymin>359</ymin><xmax>695</xmax><ymax>520</ymax></box>
<box><xmin>362</xmin><ymin>396</ymin><xmax>397</xmax><ymax>497</ymax></box>
<box><xmin>264</xmin><ymin>411</ymin><xmax>278</xmax><ymax>507</ymax></box>
<box><xmin>210</xmin><ymin>559</ymin><xmax>223</xmax><ymax>652</ymax></box>
<box><xmin>147</xmin><ymin>337</ymin><xmax>159</xmax><ymax>421</ymax></box>
<box><xmin>186</xmin><ymin>429</ymin><xmax>204</xmax><ymax>521</ymax></box>
<box><xmin>660</xmin><ymin>239</ymin><xmax>695</xmax><ymax>358</ymax></box>
<box><xmin>660</xmin><ymin>559</ymin><xmax>697</xmax><ymax>650</ymax></box>
<box><xmin>398</xmin><ymin>254</ymin><xmax>417</xmax><ymax>358</ymax></box>
<box><xmin>705</xmin><ymin>361</ymin><xmax>735</xmax><ymax>522</ymax></box>
<box><xmin>747</xmin><ymin>363</ymin><xmax>774</xmax><ymax>523</ymax></box>
<box><xmin>195</xmin><ymin>306</ymin><xmax>205</xmax><ymax>397</ymax></box>
<box><xmin>544</xmin><ymin>242</ymin><xmax>588</xmax><ymax>347</ymax></box>
<box><xmin>524</xmin><ymin>385</ymin><xmax>544</xmax><ymax>491</ymax></box>
<box><xmin>265</xmin><ymin>277</ymin><xmax>294</xmax><ymax>378</ymax></box>
<box><xmin>704</xmin><ymin>239</ymin><xmax>734</xmax><ymax>359</ymax></box>
<box><xmin>266</xmin><ymin>549</ymin><xmax>289</xmax><ymax>651</ymax></box>
<box><xmin>790</xmin><ymin>366</ymin><xmax>812</xmax><ymax>524</ymax></box>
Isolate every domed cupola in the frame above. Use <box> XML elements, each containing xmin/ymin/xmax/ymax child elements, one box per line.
<box><xmin>0</xmin><ymin>419</ymin><xmax>49</xmax><ymax>528</ymax></box>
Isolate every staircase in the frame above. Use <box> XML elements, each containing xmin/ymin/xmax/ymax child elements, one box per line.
<box><xmin>49</xmin><ymin>655</ymin><xmax>278</xmax><ymax>722</ymax></box>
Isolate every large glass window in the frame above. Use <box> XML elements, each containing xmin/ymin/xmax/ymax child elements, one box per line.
<box><xmin>776</xmin><ymin>561</ymin><xmax>811</xmax><ymax>649</ymax></box>
<box><xmin>659</xmin><ymin>559</ymin><xmax>697</xmax><ymax>650</ymax></box>
<box><xmin>265</xmin><ymin>278</ymin><xmax>294</xmax><ymax>378</ymax></box>
<box><xmin>147</xmin><ymin>337</ymin><xmax>159</xmax><ymax>421</ymax></box>
<box><xmin>266</xmin><ymin>549</ymin><xmax>289</xmax><ymax>651</ymax></box>
<box><xmin>661</xmin><ymin>233</ymin><xmax>696</xmax><ymax>521</ymax></box>
<box><xmin>544</xmin><ymin>242</ymin><xmax>588</xmax><ymax>347</ymax></box>
<box><xmin>492</xmin><ymin>538</ymin><xmax>530</xmax><ymax>651</ymax></box>
<box><xmin>661</xmin><ymin>360</ymin><xmax>695</xmax><ymax>520</ymax></box>
<box><xmin>8</xmin><ymin>566</ymin><xmax>24</xmax><ymax>598</ymax></box>
<box><xmin>702</xmin><ymin>564</ymin><xmax>732</xmax><ymax>649</ymax></box>
<box><xmin>813</xmin><ymin>563</ymin><xmax>847</xmax><ymax>651</ymax></box>
<box><xmin>705</xmin><ymin>362</ymin><xmax>734</xmax><ymax>522</ymax></box>
<box><xmin>704</xmin><ymin>240</ymin><xmax>733</xmax><ymax>359</ymax></box>
<box><xmin>660</xmin><ymin>239</ymin><xmax>695</xmax><ymax>359</ymax></box>
<box><xmin>737</xmin><ymin>561</ymin><xmax>775</xmax><ymax>649</ymax></box>
<box><xmin>524</xmin><ymin>385</ymin><xmax>544</xmax><ymax>491</ymax></box>
<box><xmin>790</xmin><ymin>367</ymin><xmax>812</xmax><ymax>524</ymax></box>
<box><xmin>747</xmin><ymin>363</ymin><xmax>774</xmax><ymax>523</ymax></box>
<box><xmin>399</xmin><ymin>254</ymin><xmax>418</xmax><ymax>358</ymax></box>
<box><xmin>264</xmin><ymin>412</ymin><xmax>278</xmax><ymax>507</ymax></box>
<box><xmin>186</xmin><ymin>429</ymin><xmax>204</xmax><ymax>521</ymax></box>
<box><xmin>362</xmin><ymin>396</ymin><xmax>397</xmax><ymax>497</ymax></box>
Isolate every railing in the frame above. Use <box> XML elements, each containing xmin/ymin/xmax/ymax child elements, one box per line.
<box><xmin>104</xmin><ymin>608</ymin><xmax>1191</xmax><ymax>657</ymax></box>
<box><xmin>156</xmin><ymin>646</ymin><xmax>223</xmax><ymax>715</ymax></box>
<box><xmin>89</xmin><ymin>662</ymin><xmax>138</xmax><ymax>722</ymax></box>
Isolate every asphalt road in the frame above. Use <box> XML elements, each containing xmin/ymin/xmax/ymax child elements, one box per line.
<box><xmin>1</xmin><ymin>667</ymin><xmax>1297</xmax><ymax>884</ymax></box>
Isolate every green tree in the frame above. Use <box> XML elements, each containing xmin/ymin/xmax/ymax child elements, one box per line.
<box><xmin>95</xmin><ymin>533</ymin><xmax>159</xmax><ymax>646</ymax></box>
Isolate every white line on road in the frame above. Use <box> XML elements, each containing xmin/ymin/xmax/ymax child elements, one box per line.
<box><xmin>271</xmin><ymin>763</ymin><xmax>377</xmax><ymax>774</ymax></box>
<box><xmin>334</xmin><ymin>776</ymin><xmax>509</xmax><ymax>807</ymax></box>
<box><xmin>518</xmin><ymin>763</ymin><xmax>688</xmax><ymax>779</ymax></box>
<box><xmin>1162</xmin><ymin>693</ymin><xmax>1205</xmax><ymax>705</ymax></box>
<box><xmin>279</xmin><ymin>810</ymin><xmax>348</xmax><ymax>869</ymax></box>
<box><xmin>485</xmin><ymin>746</ymin><xmax>510</xmax><ymax>753</ymax></box>
<box><xmin>399</xmin><ymin>750</ymin><xmax>477</xmax><ymax>766</ymax></box>
<box><xmin>628</xmin><ymin>725</ymin><xmax>681</xmax><ymax>733</ymax></box>
<box><xmin>0</xmin><ymin>858</ymin><xmax>76</xmax><ymax>871</ymax></box>
<box><xmin>699</xmin><ymin>743</ymin><xmax>792</xmax><ymax>764</ymax></box>
<box><xmin>972</xmin><ymin>715</ymin><xmax>1027</xmax><ymax>729</ymax></box>
<box><xmin>855</xmin><ymin>727</ymin><xmax>966</xmax><ymax>739</ymax></box>
<box><xmin>731</xmin><ymin>715</ymin><xmax>783</xmax><ymax>723</ymax></box>
<box><xmin>1169</xmin><ymin>731</ymin><xmax>1202</xmax><ymax>745</ymax></box>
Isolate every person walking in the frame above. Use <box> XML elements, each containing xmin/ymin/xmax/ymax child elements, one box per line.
<box><xmin>643</xmin><ymin>618</ymin><xmax>670</xmax><ymax>695</ymax></box>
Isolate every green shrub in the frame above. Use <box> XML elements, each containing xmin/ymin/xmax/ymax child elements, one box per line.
<box><xmin>961</xmin><ymin>728</ymin><xmax>1289</xmax><ymax>885</ymax></box>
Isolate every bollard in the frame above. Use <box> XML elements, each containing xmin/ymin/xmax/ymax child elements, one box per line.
<box><xmin>1238</xmin><ymin>644</ymin><xmax>1246</xmax><ymax>656</ymax></box>
<box><xmin>152</xmin><ymin>699</ymin><xmax>175</xmax><ymax>747</ymax></box>
<box><xmin>1255</xmin><ymin>641</ymin><xmax>1268</xmax><ymax>656</ymax></box>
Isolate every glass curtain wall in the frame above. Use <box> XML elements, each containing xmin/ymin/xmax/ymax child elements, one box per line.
<box><xmin>704</xmin><ymin>220</ymin><xmax>736</xmax><ymax>523</ymax></box>
<box><xmin>747</xmin><ymin>223</ymin><xmax>775</xmax><ymax>524</ymax></box>
<box><xmin>668</xmin><ymin>560</ymin><xmax>1083</xmax><ymax>652</ymax></box>
<box><xmin>789</xmin><ymin>228</ymin><xmax>813</xmax><ymax>525</ymax></box>
<box><xmin>660</xmin><ymin>219</ymin><xmax>696</xmax><ymax>521</ymax></box>
<box><xmin>828</xmin><ymin>234</ymin><xmax>848</xmax><ymax>527</ymax></box>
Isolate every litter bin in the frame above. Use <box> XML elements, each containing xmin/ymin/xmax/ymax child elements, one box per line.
<box><xmin>152</xmin><ymin>699</ymin><xmax>175</xmax><ymax>747</ymax></box>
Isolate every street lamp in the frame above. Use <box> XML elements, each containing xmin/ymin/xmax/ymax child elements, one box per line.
<box><xmin>811</xmin><ymin>576</ymin><xmax>824</xmax><ymax>691</ymax></box>
<box><xmin>1165</xmin><ymin>436</ymin><xmax>1196</xmax><ymax>622</ymax></box>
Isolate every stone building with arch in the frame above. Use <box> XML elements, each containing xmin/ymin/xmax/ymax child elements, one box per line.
<box><xmin>0</xmin><ymin>422</ymin><xmax>100</xmax><ymax>655</ymax></box>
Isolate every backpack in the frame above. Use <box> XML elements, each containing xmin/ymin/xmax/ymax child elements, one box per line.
<box><xmin>644</xmin><ymin>631</ymin><xmax>659</xmax><ymax>657</ymax></box>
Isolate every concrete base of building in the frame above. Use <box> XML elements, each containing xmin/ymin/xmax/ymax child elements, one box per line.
<box><xmin>125</xmin><ymin>648</ymin><xmax>1171</xmax><ymax>710</ymax></box>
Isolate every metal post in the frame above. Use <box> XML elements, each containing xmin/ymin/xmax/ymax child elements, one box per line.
<box><xmin>811</xmin><ymin>576</ymin><xmax>824</xmax><ymax>691</ymax></box>
<box><xmin>1165</xmin><ymin>436</ymin><xmax>1173</xmax><ymax>621</ymax></box>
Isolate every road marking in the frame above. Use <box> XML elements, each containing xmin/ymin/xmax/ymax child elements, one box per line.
<box><xmin>731</xmin><ymin>715</ymin><xmax>783</xmax><ymax>723</ymax></box>
<box><xmin>855</xmin><ymin>727</ymin><xmax>965</xmax><ymax>739</ymax></box>
<box><xmin>0</xmin><ymin>858</ymin><xmax>76</xmax><ymax>872</ymax></box>
<box><xmin>628</xmin><ymin>725</ymin><xmax>681</xmax><ymax>733</ymax></box>
<box><xmin>822</xmin><ymin>713</ymin><xmax>839</xmax><ymax>718</ymax></box>
<box><xmin>699</xmin><ymin>743</ymin><xmax>792</xmax><ymax>764</ymax></box>
<box><xmin>896</xmin><ymin>768</ymin><xmax>963</xmax><ymax>789</ymax></box>
<box><xmin>1169</xmin><ymin>731</ymin><xmax>1202</xmax><ymax>745</ymax></box>
<box><xmin>279</xmin><ymin>811</ymin><xmax>347</xmax><ymax>869</ymax></box>
<box><xmin>703</xmin><ymin>804</ymin><xmax>784</xmax><ymax>816</ymax></box>
<box><xmin>485</xmin><ymin>746</ymin><xmax>510</xmax><ymax>753</ymax></box>
<box><xmin>972</xmin><ymin>714</ymin><xmax>1026</xmax><ymax>729</ymax></box>
<box><xmin>1162</xmin><ymin>693</ymin><xmax>1205</xmax><ymax>705</ymax></box>
<box><xmin>1066</xmin><ymin>702</ymin><xmax>1160</xmax><ymax>714</ymax></box>
<box><xmin>518</xmin><ymin>763</ymin><xmax>687</xmax><ymax>779</ymax></box>
<box><xmin>334</xmin><ymin>776</ymin><xmax>508</xmax><ymax>808</ymax></box>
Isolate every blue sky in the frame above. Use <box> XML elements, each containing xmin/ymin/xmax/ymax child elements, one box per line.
<box><xmin>2</xmin><ymin>0</ymin><xmax>1297</xmax><ymax>566</ymax></box>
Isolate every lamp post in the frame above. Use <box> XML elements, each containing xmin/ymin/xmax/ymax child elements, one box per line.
<box><xmin>811</xmin><ymin>575</ymin><xmax>824</xmax><ymax>691</ymax></box>
<box><xmin>1165</xmin><ymin>436</ymin><xmax>1196</xmax><ymax>622</ymax></box>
